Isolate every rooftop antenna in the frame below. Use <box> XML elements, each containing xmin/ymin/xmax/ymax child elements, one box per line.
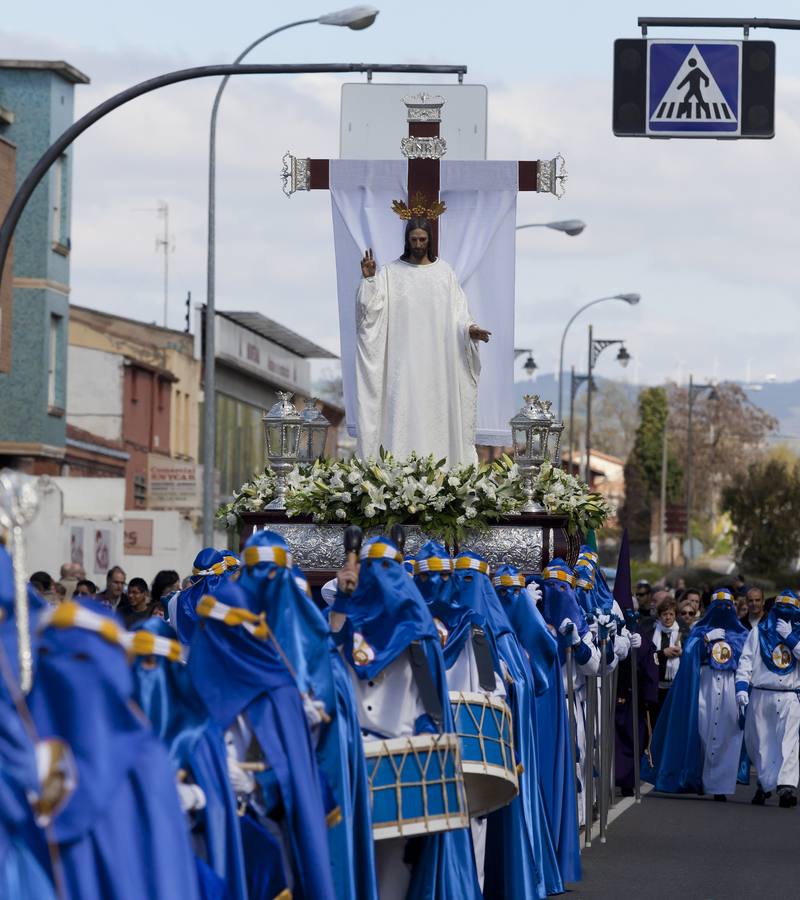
<box><xmin>133</xmin><ymin>200</ymin><xmax>175</xmax><ymax>327</ymax></box>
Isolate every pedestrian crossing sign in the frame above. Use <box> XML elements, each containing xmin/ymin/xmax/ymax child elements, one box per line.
<box><xmin>647</xmin><ymin>40</ymin><xmax>741</xmax><ymax>136</ymax></box>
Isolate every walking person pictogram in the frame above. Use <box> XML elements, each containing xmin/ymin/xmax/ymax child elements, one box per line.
<box><xmin>677</xmin><ymin>58</ymin><xmax>711</xmax><ymax>119</ymax></box>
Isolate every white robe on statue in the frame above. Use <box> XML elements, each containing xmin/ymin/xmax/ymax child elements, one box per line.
<box><xmin>355</xmin><ymin>257</ymin><xmax>481</xmax><ymax>466</ymax></box>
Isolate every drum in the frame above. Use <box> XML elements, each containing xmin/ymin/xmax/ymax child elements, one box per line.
<box><xmin>363</xmin><ymin>732</ymin><xmax>469</xmax><ymax>840</ymax></box>
<box><xmin>449</xmin><ymin>691</ymin><xmax>519</xmax><ymax>816</ymax></box>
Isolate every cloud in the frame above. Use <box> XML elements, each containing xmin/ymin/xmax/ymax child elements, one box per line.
<box><xmin>3</xmin><ymin>27</ymin><xmax>798</xmax><ymax>387</ymax></box>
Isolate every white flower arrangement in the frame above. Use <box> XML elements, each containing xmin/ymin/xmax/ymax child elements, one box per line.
<box><xmin>217</xmin><ymin>450</ymin><xmax>611</xmax><ymax>544</ymax></box>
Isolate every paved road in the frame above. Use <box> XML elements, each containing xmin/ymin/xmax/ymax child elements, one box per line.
<box><xmin>566</xmin><ymin>783</ymin><xmax>797</xmax><ymax>899</ymax></box>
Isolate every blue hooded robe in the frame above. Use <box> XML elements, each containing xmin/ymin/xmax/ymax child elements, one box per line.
<box><xmin>237</xmin><ymin>530</ymin><xmax>378</xmax><ymax>900</ymax></box>
<box><xmin>642</xmin><ymin>590</ymin><xmax>748</xmax><ymax>793</ymax></box>
<box><xmin>0</xmin><ymin>547</ymin><xmax>56</xmax><ymax>899</ymax></box>
<box><xmin>188</xmin><ymin>578</ymin><xmax>336</xmax><ymax>900</ymax></box>
<box><xmin>495</xmin><ymin>565</ymin><xmax>581</xmax><ymax>886</ymax></box>
<box><xmin>130</xmin><ymin>617</ymin><xmax>248</xmax><ymax>900</ymax></box>
<box><xmin>332</xmin><ymin>536</ymin><xmax>482</xmax><ymax>900</ymax></box>
<box><xmin>172</xmin><ymin>548</ymin><xmax>240</xmax><ymax>644</ymax></box>
<box><xmin>27</xmin><ymin>599</ymin><xmax>199</xmax><ymax>900</ymax></box>
<box><xmin>413</xmin><ymin>540</ymin><xmax>485</xmax><ymax>670</ymax></box>
<box><xmin>450</xmin><ymin>552</ymin><xmax>562</xmax><ymax>898</ymax></box>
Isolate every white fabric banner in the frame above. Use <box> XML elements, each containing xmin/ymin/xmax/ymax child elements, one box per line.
<box><xmin>330</xmin><ymin>159</ymin><xmax>517</xmax><ymax>446</ymax></box>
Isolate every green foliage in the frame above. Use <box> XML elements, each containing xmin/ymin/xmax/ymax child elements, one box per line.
<box><xmin>722</xmin><ymin>457</ymin><xmax>800</xmax><ymax>575</ymax></box>
<box><xmin>629</xmin><ymin>387</ymin><xmax>683</xmax><ymax>499</ymax></box>
<box><xmin>619</xmin><ymin>387</ymin><xmax>683</xmax><ymax>555</ymax></box>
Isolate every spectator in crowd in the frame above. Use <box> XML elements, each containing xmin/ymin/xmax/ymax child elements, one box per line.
<box><xmin>151</xmin><ymin>569</ymin><xmax>181</xmax><ymax>618</ymax></box>
<box><xmin>53</xmin><ymin>583</ymin><xmax>67</xmax><ymax>602</ymax></box>
<box><xmin>97</xmin><ymin>566</ymin><xmax>127</xmax><ymax>609</ymax></box>
<box><xmin>733</xmin><ymin>573</ymin><xmax>747</xmax><ymax>597</ymax></box>
<box><xmin>736</xmin><ymin>595</ymin><xmax>749</xmax><ymax>620</ymax></box>
<box><xmin>677</xmin><ymin>600</ymin><xmax>696</xmax><ymax>639</ymax></box>
<box><xmin>58</xmin><ymin>562</ymin><xmax>85</xmax><ymax>599</ymax></box>
<box><xmin>652</xmin><ymin>596</ymin><xmax>682</xmax><ymax>719</ymax></box>
<box><xmin>740</xmin><ymin>586</ymin><xmax>766</xmax><ymax>631</ymax></box>
<box><xmin>74</xmin><ymin>579</ymin><xmax>98</xmax><ymax>597</ymax></box>
<box><xmin>117</xmin><ymin>577</ymin><xmax>153</xmax><ymax>629</ymax></box>
<box><xmin>636</xmin><ymin>580</ymin><xmax>654</xmax><ymax>617</ymax></box>
<box><xmin>684</xmin><ymin>588</ymin><xmax>703</xmax><ymax>622</ymax></box>
<box><xmin>29</xmin><ymin>571</ymin><xmax>57</xmax><ymax>604</ymax></box>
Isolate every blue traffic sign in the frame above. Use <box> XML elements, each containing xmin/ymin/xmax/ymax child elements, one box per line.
<box><xmin>647</xmin><ymin>41</ymin><xmax>741</xmax><ymax>136</ymax></box>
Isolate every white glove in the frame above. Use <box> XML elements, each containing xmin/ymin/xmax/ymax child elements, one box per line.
<box><xmin>526</xmin><ymin>582</ymin><xmax>543</xmax><ymax>604</ymax></box>
<box><xmin>596</xmin><ymin>614</ymin><xmax>615</xmax><ymax>638</ymax></box>
<box><xmin>629</xmin><ymin>632</ymin><xmax>642</xmax><ymax>649</ymax></box>
<box><xmin>736</xmin><ymin>691</ymin><xmax>749</xmax><ymax>710</ymax></box>
<box><xmin>176</xmin><ymin>781</ymin><xmax>207</xmax><ymax>812</ymax></box>
<box><xmin>227</xmin><ymin>757</ymin><xmax>256</xmax><ymax>796</ymax></box>
<box><xmin>559</xmin><ymin>618</ymin><xmax>580</xmax><ymax>646</ymax></box>
<box><xmin>705</xmin><ymin>628</ymin><xmax>726</xmax><ymax>642</ymax></box>
<box><xmin>303</xmin><ymin>694</ymin><xmax>328</xmax><ymax>728</ymax></box>
<box><xmin>776</xmin><ymin>618</ymin><xmax>792</xmax><ymax>640</ymax></box>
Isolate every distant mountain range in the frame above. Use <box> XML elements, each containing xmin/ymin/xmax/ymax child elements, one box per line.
<box><xmin>515</xmin><ymin>374</ymin><xmax>800</xmax><ymax>447</ymax></box>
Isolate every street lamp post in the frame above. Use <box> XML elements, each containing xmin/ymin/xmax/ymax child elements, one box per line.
<box><xmin>584</xmin><ymin>325</ymin><xmax>631</xmax><ymax>484</ymax></box>
<box><xmin>685</xmin><ymin>374</ymin><xmax>717</xmax><ymax>565</ymax></box>
<box><xmin>202</xmin><ymin>7</ymin><xmax>379</xmax><ymax>544</ymax></box>
<box><xmin>558</xmin><ymin>293</ymin><xmax>640</xmax><ymax>421</ymax></box>
<box><xmin>569</xmin><ymin>366</ymin><xmax>592</xmax><ymax>475</ymax></box>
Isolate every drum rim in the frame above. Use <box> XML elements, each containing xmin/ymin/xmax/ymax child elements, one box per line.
<box><xmin>372</xmin><ymin>809</ymin><xmax>470</xmax><ymax>840</ymax></box>
<box><xmin>363</xmin><ymin>731</ymin><xmax>461</xmax><ymax>756</ymax></box>
<box><xmin>448</xmin><ymin>690</ymin><xmax>512</xmax><ymax>714</ymax></box>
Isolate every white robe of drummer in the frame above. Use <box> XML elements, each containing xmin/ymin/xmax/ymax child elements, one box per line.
<box><xmin>736</xmin><ymin>627</ymin><xmax>800</xmax><ymax>792</ymax></box>
<box><xmin>356</xmin><ymin>258</ymin><xmax>481</xmax><ymax>466</ymax></box>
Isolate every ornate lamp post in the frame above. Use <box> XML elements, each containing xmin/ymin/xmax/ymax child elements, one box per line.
<box><xmin>263</xmin><ymin>392</ymin><xmax>303</xmax><ymax>510</ymax></box>
<box><xmin>298</xmin><ymin>398</ymin><xmax>331</xmax><ymax>463</ymax></box>
<box><xmin>584</xmin><ymin>325</ymin><xmax>631</xmax><ymax>484</ymax></box>
<box><xmin>510</xmin><ymin>395</ymin><xmax>564</xmax><ymax>512</ymax></box>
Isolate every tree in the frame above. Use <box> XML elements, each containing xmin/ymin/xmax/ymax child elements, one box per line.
<box><xmin>667</xmin><ymin>381</ymin><xmax>778</xmax><ymax>528</ymax></box>
<box><xmin>619</xmin><ymin>387</ymin><xmax>682</xmax><ymax>559</ymax></box>
<box><xmin>723</xmin><ymin>457</ymin><xmax>800</xmax><ymax>574</ymax></box>
<box><xmin>566</xmin><ymin>380</ymin><xmax>639</xmax><ymax>461</ymax></box>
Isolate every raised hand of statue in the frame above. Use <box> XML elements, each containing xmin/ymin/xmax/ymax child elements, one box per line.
<box><xmin>360</xmin><ymin>248</ymin><xmax>376</xmax><ymax>278</ymax></box>
<box><xmin>469</xmin><ymin>324</ymin><xmax>492</xmax><ymax>343</ymax></box>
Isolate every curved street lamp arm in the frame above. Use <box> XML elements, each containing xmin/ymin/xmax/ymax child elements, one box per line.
<box><xmin>557</xmin><ymin>295</ymin><xmax>624</xmax><ymax>420</ymax></box>
<box><xmin>0</xmin><ymin>60</ymin><xmax>467</xmax><ymax>283</ymax></box>
<box><xmin>209</xmin><ymin>19</ymin><xmax>319</xmax><ymax>132</ymax></box>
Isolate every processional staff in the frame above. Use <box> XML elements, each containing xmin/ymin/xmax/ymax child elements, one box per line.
<box><xmin>0</xmin><ymin>469</ymin><xmax>39</xmax><ymax>693</ymax></box>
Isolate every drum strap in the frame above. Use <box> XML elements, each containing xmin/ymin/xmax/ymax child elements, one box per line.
<box><xmin>408</xmin><ymin>642</ymin><xmax>444</xmax><ymax>730</ymax></box>
<box><xmin>471</xmin><ymin>626</ymin><xmax>497</xmax><ymax>692</ymax></box>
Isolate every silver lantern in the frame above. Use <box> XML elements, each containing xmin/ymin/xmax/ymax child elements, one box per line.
<box><xmin>541</xmin><ymin>399</ymin><xmax>565</xmax><ymax>467</ymax></box>
<box><xmin>263</xmin><ymin>392</ymin><xmax>303</xmax><ymax>510</ymax></box>
<box><xmin>509</xmin><ymin>394</ymin><xmax>555</xmax><ymax>513</ymax></box>
<box><xmin>298</xmin><ymin>397</ymin><xmax>331</xmax><ymax>463</ymax></box>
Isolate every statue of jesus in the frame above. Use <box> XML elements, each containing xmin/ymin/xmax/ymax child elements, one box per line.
<box><xmin>356</xmin><ymin>216</ymin><xmax>491</xmax><ymax>466</ymax></box>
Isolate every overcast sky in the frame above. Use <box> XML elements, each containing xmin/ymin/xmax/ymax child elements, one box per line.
<box><xmin>3</xmin><ymin>0</ymin><xmax>800</xmax><ymax>389</ymax></box>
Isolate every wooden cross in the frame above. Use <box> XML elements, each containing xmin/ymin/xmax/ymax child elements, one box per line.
<box><xmin>281</xmin><ymin>92</ymin><xmax>566</xmax><ymax>255</ymax></box>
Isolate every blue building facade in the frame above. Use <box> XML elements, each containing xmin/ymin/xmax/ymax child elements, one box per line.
<box><xmin>0</xmin><ymin>60</ymin><xmax>89</xmax><ymax>472</ymax></box>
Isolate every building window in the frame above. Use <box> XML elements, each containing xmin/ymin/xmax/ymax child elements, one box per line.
<box><xmin>133</xmin><ymin>473</ymin><xmax>147</xmax><ymax>508</ymax></box>
<box><xmin>51</xmin><ymin>155</ymin><xmax>69</xmax><ymax>253</ymax></box>
<box><xmin>47</xmin><ymin>315</ymin><xmax>64</xmax><ymax>414</ymax></box>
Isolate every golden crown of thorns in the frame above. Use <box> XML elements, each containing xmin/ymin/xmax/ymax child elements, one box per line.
<box><xmin>391</xmin><ymin>192</ymin><xmax>447</xmax><ymax>221</ymax></box>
